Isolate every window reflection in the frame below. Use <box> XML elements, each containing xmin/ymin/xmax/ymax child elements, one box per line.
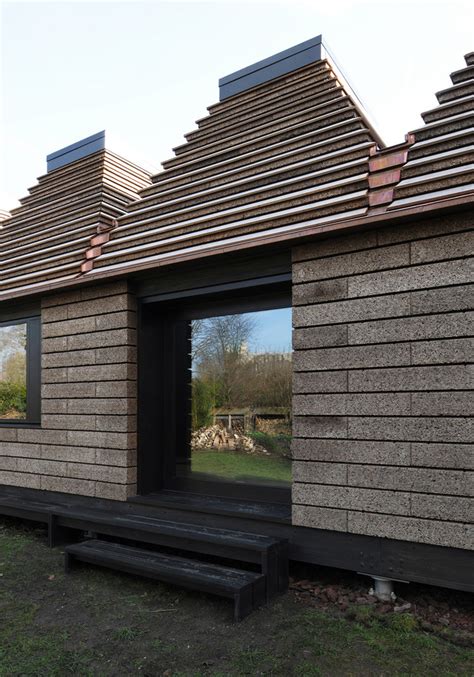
<box><xmin>0</xmin><ymin>323</ymin><xmax>27</xmax><ymax>420</ymax></box>
<box><xmin>188</xmin><ymin>308</ymin><xmax>292</xmax><ymax>485</ymax></box>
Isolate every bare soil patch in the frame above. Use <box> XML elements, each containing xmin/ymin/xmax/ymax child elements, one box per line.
<box><xmin>1</xmin><ymin>517</ymin><xmax>473</xmax><ymax>676</ymax></box>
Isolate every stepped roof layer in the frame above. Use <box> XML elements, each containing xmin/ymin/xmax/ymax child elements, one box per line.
<box><xmin>89</xmin><ymin>45</ymin><xmax>384</xmax><ymax>276</ymax></box>
<box><xmin>388</xmin><ymin>52</ymin><xmax>474</xmax><ymax>211</ymax></box>
<box><xmin>0</xmin><ymin>40</ymin><xmax>472</xmax><ymax>301</ymax></box>
<box><xmin>0</xmin><ymin>142</ymin><xmax>151</xmax><ymax>298</ymax></box>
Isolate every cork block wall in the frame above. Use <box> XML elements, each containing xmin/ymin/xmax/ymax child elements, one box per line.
<box><xmin>0</xmin><ymin>280</ymin><xmax>137</xmax><ymax>500</ymax></box>
<box><xmin>291</xmin><ymin>211</ymin><xmax>473</xmax><ymax>550</ymax></box>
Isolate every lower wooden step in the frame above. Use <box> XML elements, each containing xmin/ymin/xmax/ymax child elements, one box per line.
<box><xmin>64</xmin><ymin>539</ymin><xmax>266</xmax><ymax>621</ymax></box>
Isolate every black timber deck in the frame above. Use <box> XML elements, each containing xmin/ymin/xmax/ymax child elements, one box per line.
<box><xmin>0</xmin><ymin>484</ymin><xmax>473</xmax><ymax>593</ymax></box>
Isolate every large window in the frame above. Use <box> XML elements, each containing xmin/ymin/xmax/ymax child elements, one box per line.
<box><xmin>138</xmin><ymin>282</ymin><xmax>292</xmax><ymax>502</ymax></box>
<box><xmin>0</xmin><ymin>317</ymin><xmax>41</xmax><ymax>424</ymax></box>
<box><xmin>188</xmin><ymin>308</ymin><xmax>292</xmax><ymax>486</ymax></box>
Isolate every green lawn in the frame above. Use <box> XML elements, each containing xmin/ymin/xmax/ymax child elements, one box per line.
<box><xmin>1</xmin><ymin>519</ymin><xmax>473</xmax><ymax>676</ymax></box>
<box><xmin>191</xmin><ymin>449</ymin><xmax>292</xmax><ymax>483</ymax></box>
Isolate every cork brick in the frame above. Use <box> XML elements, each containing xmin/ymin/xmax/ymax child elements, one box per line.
<box><xmin>0</xmin><ymin>281</ymin><xmax>139</xmax><ymax>501</ymax></box>
<box><xmin>293</xmin><ymin>483</ymin><xmax>411</xmax><ymax>515</ymax></box>
<box><xmin>293</xmin><ymin>371</ymin><xmax>348</xmax><ymax>393</ymax></box>
<box><xmin>411</xmin><ymin>392</ymin><xmax>473</xmax><ymax>417</ymax></box>
<box><xmin>411</xmin><ymin>338</ymin><xmax>473</xmax><ymax>365</ymax></box>
<box><xmin>293</xmin><ymin>243</ymin><xmax>410</xmax><ymax>283</ymax></box>
<box><xmin>293</xmin><ymin>416</ymin><xmax>347</xmax><ymax>438</ymax></box>
<box><xmin>292</xmin><ymin>504</ymin><xmax>348</xmax><ymax>532</ymax></box>
<box><xmin>348</xmin><ymin>311</ymin><xmax>472</xmax><ymax>345</ymax></box>
<box><xmin>292</xmin><ymin>230</ymin><xmax>377</xmax><ymax>262</ymax></box>
<box><xmin>292</xmin><ymin>222</ymin><xmax>473</xmax><ymax>551</ymax></box>
<box><xmin>292</xmin><ymin>438</ymin><xmax>411</xmax><ymax>465</ymax></box>
<box><xmin>294</xmin><ymin>393</ymin><xmax>411</xmax><ymax>416</ymax></box>
<box><xmin>348</xmin><ymin>258</ymin><xmax>472</xmax><ymax>297</ymax></box>
<box><xmin>348</xmin><ymin>365</ymin><xmax>472</xmax><ymax>391</ymax></box>
<box><xmin>294</xmin><ymin>343</ymin><xmax>411</xmax><ymax>371</ymax></box>
<box><xmin>292</xmin><ymin>461</ymin><xmax>347</xmax><ymax>484</ymax></box>
<box><xmin>411</xmin><ymin>443</ymin><xmax>474</xmax><ymax>470</ymax></box>
<box><xmin>68</xmin><ymin>328</ymin><xmax>136</xmax><ymax>351</ymax></box>
<box><xmin>292</xmin><ymin>324</ymin><xmax>348</xmax><ymax>349</ymax></box>
<box><xmin>348</xmin><ymin>416</ymin><xmax>473</xmax><ymax>444</ymax></box>
<box><xmin>376</xmin><ymin>212</ymin><xmax>473</xmax><ymax>246</ymax></box>
<box><xmin>410</xmin><ymin>285</ymin><xmax>474</xmax><ymax>314</ymax></box>
<box><xmin>348</xmin><ymin>465</ymin><xmax>473</xmax><ymax>496</ymax></box>
<box><xmin>347</xmin><ymin>512</ymin><xmax>472</xmax><ymax>550</ymax></box>
<box><xmin>293</xmin><ymin>278</ymin><xmax>348</xmax><ymax>305</ymax></box>
<box><xmin>294</xmin><ymin>293</ymin><xmax>411</xmax><ymax>327</ymax></box>
<box><xmin>410</xmin><ymin>231</ymin><xmax>473</xmax><ymax>264</ymax></box>
<box><xmin>411</xmin><ymin>494</ymin><xmax>473</xmax><ymax>522</ymax></box>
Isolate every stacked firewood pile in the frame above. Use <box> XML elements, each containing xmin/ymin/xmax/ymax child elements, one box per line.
<box><xmin>255</xmin><ymin>416</ymin><xmax>291</xmax><ymax>436</ymax></box>
<box><xmin>191</xmin><ymin>425</ymin><xmax>269</xmax><ymax>455</ymax></box>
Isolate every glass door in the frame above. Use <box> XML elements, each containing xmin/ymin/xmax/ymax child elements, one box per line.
<box><xmin>177</xmin><ymin>307</ymin><xmax>292</xmax><ymax>493</ymax></box>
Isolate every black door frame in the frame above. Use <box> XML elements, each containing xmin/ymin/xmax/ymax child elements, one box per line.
<box><xmin>137</xmin><ymin>274</ymin><xmax>292</xmax><ymax>504</ymax></box>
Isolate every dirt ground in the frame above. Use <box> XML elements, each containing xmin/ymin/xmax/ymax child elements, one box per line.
<box><xmin>1</xmin><ymin>517</ymin><xmax>473</xmax><ymax>676</ymax></box>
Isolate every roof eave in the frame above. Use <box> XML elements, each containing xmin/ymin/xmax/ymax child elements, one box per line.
<box><xmin>1</xmin><ymin>190</ymin><xmax>471</xmax><ymax>305</ymax></box>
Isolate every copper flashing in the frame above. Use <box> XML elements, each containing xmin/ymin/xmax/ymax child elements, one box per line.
<box><xmin>369</xmin><ymin>149</ymin><xmax>410</xmax><ymax>172</ymax></box>
<box><xmin>368</xmin><ymin>188</ymin><xmax>396</xmax><ymax>206</ymax></box>
<box><xmin>90</xmin><ymin>232</ymin><xmax>110</xmax><ymax>247</ymax></box>
<box><xmin>366</xmin><ymin>135</ymin><xmax>414</xmax><ymax>210</ymax></box>
<box><xmin>2</xmin><ymin>189</ymin><xmax>472</xmax><ymax>304</ymax></box>
<box><xmin>368</xmin><ymin>169</ymin><xmax>402</xmax><ymax>189</ymax></box>
<box><xmin>80</xmin><ymin>260</ymin><xmax>94</xmax><ymax>274</ymax></box>
<box><xmin>79</xmin><ymin>223</ymin><xmax>114</xmax><ymax>272</ymax></box>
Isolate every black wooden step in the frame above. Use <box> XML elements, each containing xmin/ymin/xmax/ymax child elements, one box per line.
<box><xmin>128</xmin><ymin>491</ymin><xmax>291</xmax><ymax>523</ymax></box>
<box><xmin>65</xmin><ymin>539</ymin><xmax>266</xmax><ymax>621</ymax></box>
<box><xmin>0</xmin><ymin>490</ymin><xmax>289</xmax><ymax>599</ymax></box>
<box><xmin>0</xmin><ymin>494</ymin><xmax>60</xmax><ymax>522</ymax></box>
<box><xmin>52</xmin><ymin>510</ymin><xmax>288</xmax><ymax>599</ymax></box>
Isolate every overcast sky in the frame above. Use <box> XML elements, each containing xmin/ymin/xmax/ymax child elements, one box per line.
<box><xmin>0</xmin><ymin>0</ymin><xmax>472</xmax><ymax>209</ymax></box>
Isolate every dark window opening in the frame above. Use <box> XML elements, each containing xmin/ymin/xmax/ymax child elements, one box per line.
<box><xmin>138</xmin><ymin>281</ymin><xmax>292</xmax><ymax>503</ymax></box>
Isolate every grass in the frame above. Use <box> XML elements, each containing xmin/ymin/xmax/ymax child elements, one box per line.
<box><xmin>191</xmin><ymin>448</ymin><xmax>292</xmax><ymax>483</ymax></box>
<box><xmin>1</xmin><ymin>519</ymin><xmax>473</xmax><ymax>676</ymax></box>
<box><xmin>248</xmin><ymin>431</ymin><xmax>292</xmax><ymax>457</ymax></box>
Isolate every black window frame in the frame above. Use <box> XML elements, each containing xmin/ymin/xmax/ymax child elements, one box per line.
<box><xmin>0</xmin><ymin>314</ymin><xmax>41</xmax><ymax>426</ymax></box>
<box><xmin>137</xmin><ymin>277</ymin><xmax>292</xmax><ymax>504</ymax></box>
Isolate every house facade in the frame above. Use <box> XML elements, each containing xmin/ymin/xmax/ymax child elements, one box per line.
<box><xmin>1</xmin><ymin>37</ymin><xmax>472</xmax><ymax>594</ymax></box>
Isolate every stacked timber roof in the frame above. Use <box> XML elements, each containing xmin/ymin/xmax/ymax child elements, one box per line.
<box><xmin>89</xmin><ymin>53</ymin><xmax>382</xmax><ymax>275</ymax></box>
<box><xmin>389</xmin><ymin>52</ymin><xmax>474</xmax><ymax>211</ymax></box>
<box><xmin>1</xmin><ymin>39</ymin><xmax>473</xmax><ymax>299</ymax></box>
<box><xmin>0</xmin><ymin>147</ymin><xmax>151</xmax><ymax>298</ymax></box>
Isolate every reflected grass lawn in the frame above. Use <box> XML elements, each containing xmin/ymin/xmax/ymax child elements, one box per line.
<box><xmin>191</xmin><ymin>448</ymin><xmax>292</xmax><ymax>483</ymax></box>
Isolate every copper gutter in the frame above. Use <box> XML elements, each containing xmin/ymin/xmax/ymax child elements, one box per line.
<box><xmin>1</xmin><ymin>190</ymin><xmax>472</xmax><ymax>304</ymax></box>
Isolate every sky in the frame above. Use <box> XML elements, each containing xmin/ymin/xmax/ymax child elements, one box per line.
<box><xmin>0</xmin><ymin>0</ymin><xmax>472</xmax><ymax>210</ymax></box>
<box><xmin>246</xmin><ymin>308</ymin><xmax>292</xmax><ymax>353</ymax></box>
<box><xmin>192</xmin><ymin>308</ymin><xmax>292</xmax><ymax>357</ymax></box>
